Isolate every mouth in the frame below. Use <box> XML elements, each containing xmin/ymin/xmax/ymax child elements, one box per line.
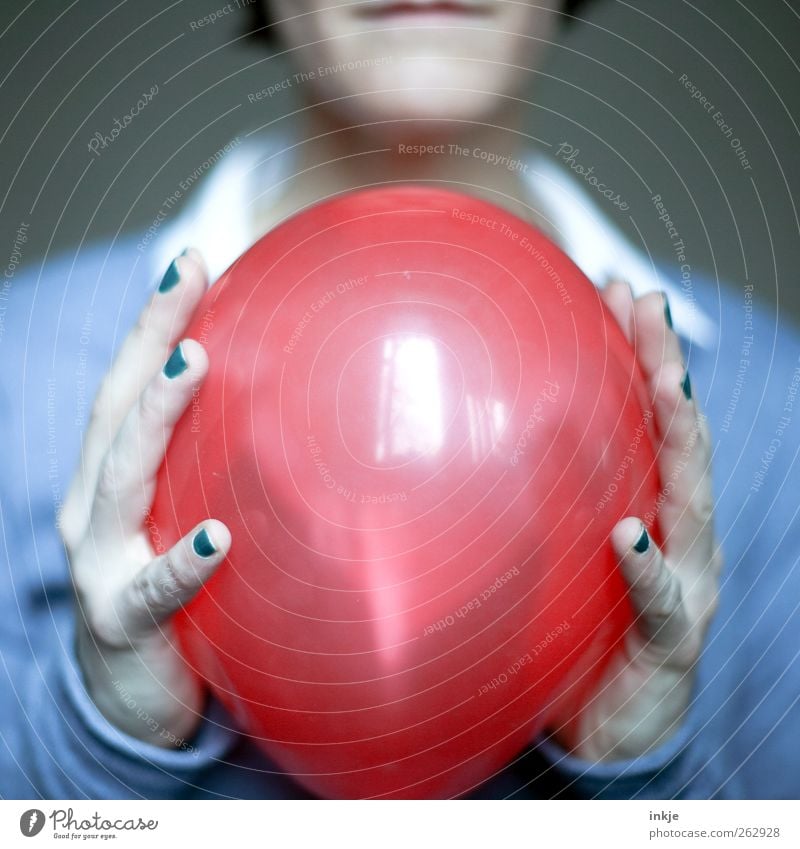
<box><xmin>355</xmin><ymin>1</ymin><xmax>494</xmax><ymax>20</ymax></box>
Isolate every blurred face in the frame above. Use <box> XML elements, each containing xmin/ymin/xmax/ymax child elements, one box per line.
<box><xmin>268</xmin><ymin>1</ymin><xmax>560</xmax><ymax>136</ymax></box>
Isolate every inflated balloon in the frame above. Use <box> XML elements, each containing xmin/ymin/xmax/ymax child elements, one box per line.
<box><xmin>149</xmin><ymin>186</ymin><xmax>661</xmax><ymax>799</ymax></box>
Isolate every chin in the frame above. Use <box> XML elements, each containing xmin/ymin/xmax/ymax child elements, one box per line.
<box><xmin>313</xmin><ymin>60</ymin><xmax>524</xmax><ymax>139</ymax></box>
<box><xmin>272</xmin><ymin>0</ymin><xmax>558</xmax><ymax>136</ymax></box>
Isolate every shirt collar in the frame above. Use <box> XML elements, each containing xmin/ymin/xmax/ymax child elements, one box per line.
<box><xmin>150</xmin><ymin>137</ymin><xmax>715</xmax><ymax>348</ymax></box>
<box><xmin>522</xmin><ymin>154</ymin><xmax>716</xmax><ymax>348</ymax></box>
<box><xmin>149</xmin><ymin>133</ymin><xmax>294</xmax><ymax>286</ymax></box>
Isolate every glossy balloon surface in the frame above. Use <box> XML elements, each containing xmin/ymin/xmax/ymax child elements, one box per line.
<box><xmin>150</xmin><ymin>186</ymin><xmax>660</xmax><ymax>799</ymax></box>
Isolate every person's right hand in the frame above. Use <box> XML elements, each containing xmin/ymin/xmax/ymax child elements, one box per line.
<box><xmin>59</xmin><ymin>250</ymin><xmax>231</xmax><ymax>747</ymax></box>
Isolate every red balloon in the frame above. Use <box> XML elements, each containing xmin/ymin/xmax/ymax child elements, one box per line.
<box><xmin>149</xmin><ymin>185</ymin><xmax>660</xmax><ymax>799</ymax></box>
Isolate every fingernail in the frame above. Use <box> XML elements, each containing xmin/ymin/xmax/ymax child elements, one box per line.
<box><xmin>681</xmin><ymin>370</ymin><xmax>692</xmax><ymax>400</ymax></box>
<box><xmin>604</xmin><ymin>275</ymin><xmax>631</xmax><ymax>293</ymax></box>
<box><xmin>179</xmin><ymin>247</ymin><xmax>191</xmax><ymax>257</ymax></box>
<box><xmin>163</xmin><ymin>343</ymin><xmax>188</xmax><ymax>379</ymax></box>
<box><xmin>192</xmin><ymin>528</ymin><xmax>217</xmax><ymax>558</ymax></box>
<box><xmin>158</xmin><ymin>259</ymin><xmax>181</xmax><ymax>293</ymax></box>
<box><xmin>662</xmin><ymin>292</ymin><xmax>673</xmax><ymax>329</ymax></box>
<box><xmin>633</xmin><ymin>525</ymin><xmax>650</xmax><ymax>554</ymax></box>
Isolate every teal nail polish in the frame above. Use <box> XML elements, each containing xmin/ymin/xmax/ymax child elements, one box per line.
<box><xmin>179</xmin><ymin>248</ymin><xmax>191</xmax><ymax>257</ymax></box>
<box><xmin>633</xmin><ymin>525</ymin><xmax>650</xmax><ymax>554</ymax></box>
<box><xmin>663</xmin><ymin>293</ymin><xmax>673</xmax><ymax>330</ymax></box>
<box><xmin>163</xmin><ymin>343</ymin><xmax>188</xmax><ymax>379</ymax></box>
<box><xmin>681</xmin><ymin>370</ymin><xmax>692</xmax><ymax>401</ymax></box>
<box><xmin>158</xmin><ymin>259</ymin><xmax>181</xmax><ymax>293</ymax></box>
<box><xmin>192</xmin><ymin>528</ymin><xmax>216</xmax><ymax>558</ymax></box>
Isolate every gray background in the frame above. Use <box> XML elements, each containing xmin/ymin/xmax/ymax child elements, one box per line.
<box><xmin>1</xmin><ymin>0</ymin><xmax>798</xmax><ymax>315</ymax></box>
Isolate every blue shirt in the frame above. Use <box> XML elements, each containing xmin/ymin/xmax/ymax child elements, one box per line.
<box><xmin>2</xmin><ymin>210</ymin><xmax>799</xmax><ymax>801</ymax></box>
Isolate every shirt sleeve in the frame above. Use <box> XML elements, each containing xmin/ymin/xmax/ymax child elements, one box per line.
<box><xmin>0</xmin><ymin>334</ymin><xmax>242</xmax><ymax>799</ymax></box>
<box><xmin>1</xmin><ymin>615</ymin><xmax>239</xmax><ymax>799</ymax></box>
<box><xmin>532</xmin><ymin>684</ymin><xmax>726</xmax><ymax>799</ymax></box>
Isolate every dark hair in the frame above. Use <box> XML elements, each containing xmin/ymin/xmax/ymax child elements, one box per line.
<box><xmin>247</xmin><ymin>1</ymin><xmax>596</xmax><ymax>44</ymax></box>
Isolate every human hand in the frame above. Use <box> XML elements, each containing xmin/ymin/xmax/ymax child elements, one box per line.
<box><xmin>551</xmin><ymin>282</ymin><xmax>722</xmax><ymax>761</ymax></box>
<box><xmin>59</xmin><ymin>251</ymin><xmax>231</xmax><ymax>747</ymax></box>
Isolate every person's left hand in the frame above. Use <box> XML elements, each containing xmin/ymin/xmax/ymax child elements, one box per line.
<box><xmin>551</xmin><ymin>282</ymin><xmax>722</xmax><ymax>762</ymax></box>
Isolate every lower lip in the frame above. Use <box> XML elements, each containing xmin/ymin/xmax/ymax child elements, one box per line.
<box><xmin>359</xmin><ymin>3</ymin><xmax>487</xmax><ymax>19</ymax></box>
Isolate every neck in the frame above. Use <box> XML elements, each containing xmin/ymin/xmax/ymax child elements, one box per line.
<box><xmin>252</xmin><ymin>104</ymin><xmax>547</xmax><ymax>237</ymax></box>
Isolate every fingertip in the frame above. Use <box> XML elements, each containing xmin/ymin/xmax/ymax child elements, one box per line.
<box><xmin>163</xmin><ymin>342</ymin><xmax>189</xmax><ymax>379</ymax></box>
<box><xmin>192</xmin><ymin>520</ymin><xmax>231</xmax><ymax>560</ymax></box>
<box><xmin>177</xmin><ymin>249</ymin><xmax>210</xmax><ymax>293</ymax></box>
<box><xmin>651</xmin><ymin>359</ymin><xmax>686</xmax><ymax>405</ymax></box>
<box><xmin>601</xmin><ymin>279</ymin><xmax>635</xmax><ymax>342</ymax></box>
<box><xmin>156</xmin><ymin>252</ymin><xmax>208</xmax><ymax>304</ymax></box>
<box><xmin>681</xmin><ymin>369</ymin><xmax>692</xmax><ymax>401</ymax></box>
<box><xmin>632</xmin><ymin>524</ymin><xmax>650</xmax><ymax>554</ymax></box>
<box><xmin>206</xmin><ymin>519</ymin><xmax>232</xmax><ymax>553</ymax></box>
<box><xmin>661</xmin><ymin>291</ymin><xmax>674</xmax><ymax>330</ymax></box>
<box><xmin>615</xmin><ymin>522</ymin><xmax>661</xmax><ymax>601</ymax></box>
<box><xmin>605</xmin><ymin>276</ymin><xmax>632</xmax><ymax>295</ymax></box>
<box><xmin>639</xmin><ymin>289</ymin><xmax>668</xmax><ymax>314</ymax></box>
<box><xmin>162</xmin><ymin>338</ymin><xmax>208</xmax><ymax>382</ymax></box>
<box><xmin>157</xmin><ymin>259</ymin><xmax>181</xmax><ymax>294</ymax></box>
<box><xmin>180</xmin><ymin>247</ymin><xmax>207</xmax><ymax>274</ymax></box>
<box><xmin>192</xmin><ymin>527</ymin><xmax>216</xmax><ymax>559</ymax></box>
<box><xmin>611</xmin><ymin>516</ymin><xmax>647</xmax><ymax>555</ymax></box>
<box><xmin>631</xmin><ymin>290</ymin><xmax>667</xmax><ymax>339</ymax></box>
<box><xmin>179</xmin><ymin>337</ymin><xmax>209</xmax><ymax>371</ymax></box>
<box><xmin>179</xmin><ymin>251</ymin><xmax>208</xmax><ymax>294</ymax></box>
<box><xmin>603</xmin><ymin>278</ymin><xmax>634</xmax><ymax>310</ymax></box>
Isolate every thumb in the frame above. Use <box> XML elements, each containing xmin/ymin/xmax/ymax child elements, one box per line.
<box><xmin>612</xmin><ymin>517</ymin><xmax>692</xmax><ymax>667</ymax></box>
